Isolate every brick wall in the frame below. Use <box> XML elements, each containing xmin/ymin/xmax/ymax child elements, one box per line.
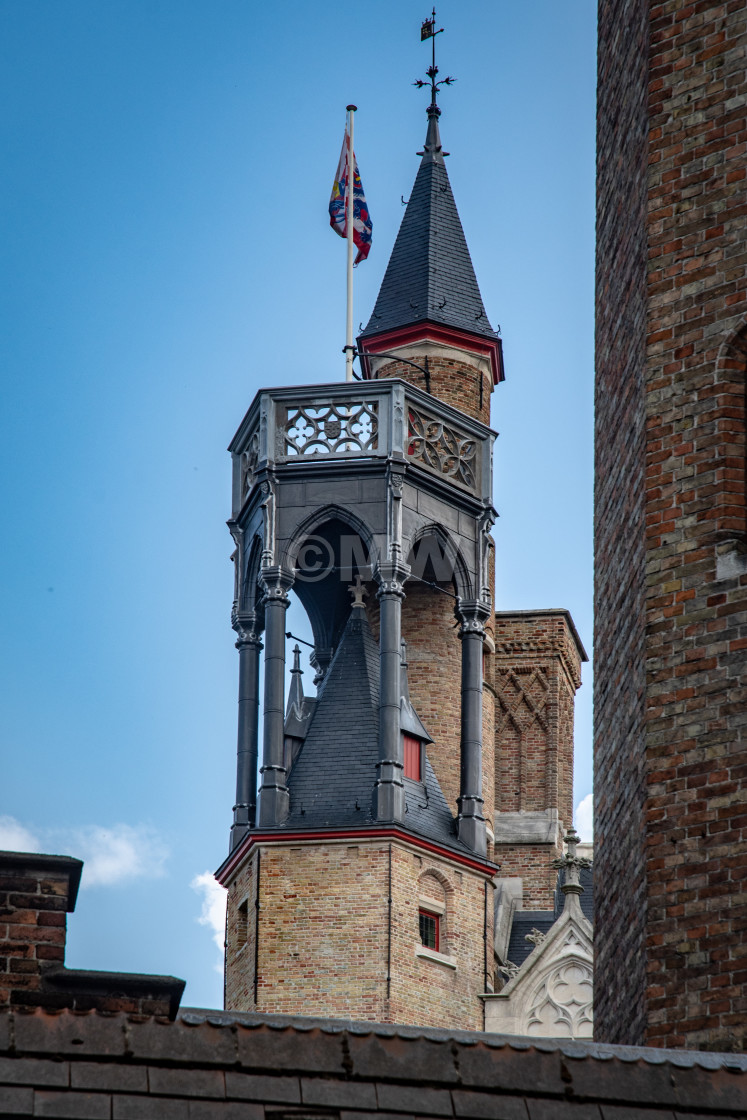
<box><xmin>226</xmin><ymin>844</ymin><xmax>389</xmax><ymax>1020</ymax></box>
<box><xmin>596</xmin><ymin>0</ymin><xmax>747</xmax><ymax>1049</ymax></box>
<box><xmin>0</xmin><ymin>854</ymin><xmax>79</xmax><ymax>1009</ymax></box>
<box><xmin>374</xmin><ymin>355</ymin><xmax>492</xmax><ymax>426</ymax></box>
<box><xmin>492</xmin><ymin>612</ymin><xmax>584</xmax><ymax>909</ymax></box>
<box><xmin>225</xmin><ymin>840</ymin><xmax>491</xmax><ymax>1031</ymax></box>
<box><xmin>0</xmin><ymin>852</ymin><xmax>183</xmax><ymax>1018</ymax></box>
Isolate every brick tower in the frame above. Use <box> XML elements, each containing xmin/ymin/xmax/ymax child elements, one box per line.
<box><xmin>217</xmin><ymin>81</ymin><xmax>585</xmax><ymax>1030</ymax></box>
<box><xmin>595</xmin><ymin>0</ymin><xmax>747</xmax><ymax>1050</ymax></box>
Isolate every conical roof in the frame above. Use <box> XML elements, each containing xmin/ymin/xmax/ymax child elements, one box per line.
<box><xmin>359</xmin><ymin>106</ymin><xmax>497</xmax><ymax>345</ymax></box>
<box><xmin>285</xmin><ymin>606</ymin><xmax>462</xmax><ymax>851</ymax></box>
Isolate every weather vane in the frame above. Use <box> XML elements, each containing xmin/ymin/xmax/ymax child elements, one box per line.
<box><xmin>414</xmin><ymin>7</ymin><xmax>456</xmax><ymax>110</ymax></box>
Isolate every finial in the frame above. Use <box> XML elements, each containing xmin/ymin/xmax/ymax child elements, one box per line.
<box><xmin>291</xmin><ymin>644</ymin><xmax>302</xmax><ymax>672</ymax></box>
<box><xmin>348</xmin><ymin>574</ymin><xmax>368</xmax><ymax>608</ymax></box>
<box><xmin>414</xmin><ymin>7</ymin><xmax>456</xmax><ymax>114</ymax></box>
<box><xmin>551</xmin><ymin>826</ymin><xmax>592</xmax><ymax>897</ymax></box>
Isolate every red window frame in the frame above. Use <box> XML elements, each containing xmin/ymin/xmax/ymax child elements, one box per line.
<box><xmin>419</xmin><ymin>908</ymin><xmax>440</xmax><ymax>952</ymax></box>
<box><xmin>403</xmin><ymin>734</ymin><xmax>422</xmax><ymax>781</ymax></box>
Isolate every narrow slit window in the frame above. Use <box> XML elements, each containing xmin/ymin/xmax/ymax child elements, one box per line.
<box><xmin>419</xmin><ymin>908</ymin><xmax>440</xmax><ymax>952</ymax></box>
<box><xmin>404</xmin><ymin>734</ymin><xmax>422</xmax><ymax>781</ymax></box>
<box><xmin>237</xmin><ymin>898</ymin><xmax>249</xmax><ymax>947</ymax></box>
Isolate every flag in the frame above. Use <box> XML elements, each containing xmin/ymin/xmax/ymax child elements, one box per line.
<box><xmin>329</xmin><ymin>123</ymin><xmax>372</xmax><ymax>264</ymax></box>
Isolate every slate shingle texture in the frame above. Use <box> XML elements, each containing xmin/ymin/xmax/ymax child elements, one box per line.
<box><xmin>359</xmin><ymin>109</ymin><xmax>497</xmax><ymax>344</ymax></box>
<box><xmin>285</xmin><ymin>605</ymin><xmax>464</xmax><ymax>853</ymax></box>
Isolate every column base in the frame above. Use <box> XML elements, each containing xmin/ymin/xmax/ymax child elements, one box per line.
<box><xmin>457</xmin><ymin>802</ymin><xmax>487</xmax><ymax>856</ymax></box>
<box><xmin>373</xmin><ymin>781</ymin><xmax>405</xmax><ymax>823</ymax></box>
<box><xmin>256</xmin><ymin>785</ymin><xmax>290</xmax><ymax>828</ymax></box>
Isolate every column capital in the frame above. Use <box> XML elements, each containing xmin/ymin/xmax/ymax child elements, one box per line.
<box><xmin>231</xmin><ymin>609</ymin><xmax>263</xmax><ymax>649</ymax></box>
<box><xmin>457</xmin><ymin>598</ymin><xmax>491</xmax><ymax>637</ymax></box>
<box><xmin>259</xmin><ymin>566</ymin><xmax>294</xmax><ymax>606</ymax></box>
<box><xmin>374</xmin><ymin>559</ymin><xmax>410</xmax><ymax>600</ymax></box>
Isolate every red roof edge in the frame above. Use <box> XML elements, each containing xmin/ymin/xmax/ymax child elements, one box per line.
<box><xmin>356</xmin><ymin>321</ymin><xmax>505</xmax><ymax>385</ymax></box>
<box><xmin>215</xmin><ymin>826</ymin><xmax>498</xmax><ymax>885</ymax></box>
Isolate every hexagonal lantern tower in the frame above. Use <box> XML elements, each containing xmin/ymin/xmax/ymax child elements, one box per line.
<box><xmin>215</xmin><ymin>94</ymin><xmax>585</xmax><ymax>1032</ymax></box>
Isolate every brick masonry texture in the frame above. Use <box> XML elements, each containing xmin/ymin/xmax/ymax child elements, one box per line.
<box><xmin>225</xmin><ymin>842</ymin><xmax>492</xmax><ymax>1031</ymax></box>
<box><xmin>596</xmin><ymin>0</ymin><xmax>747</xmax><ymax>1049</ymax></box>
<box><xmin>0</xmin><ymin>855</ymin><xmax>182</xmax><ymax>1019</ymax></box>
<box><xmin>493</xmin><ymin>613</ymin><xmax>584</xmax><ymax>909</ymax></box>
<box><xmin>0</xmin><ymin>864</ymin><xmax>73</xmax><ymax>1008</ymax></box>
<box><xmin>374</xmin><ymin>356</ymin><xmax>492</xmax><ymax>426</ymax></box>
<box><xmin>0</xmin><ymin>1008</ymin><xmax>746</xmax><ymax>1119</ymax></box>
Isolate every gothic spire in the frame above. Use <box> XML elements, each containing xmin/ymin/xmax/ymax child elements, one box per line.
<box><xmin>358</xmin><ymin>103</ymin><xmax>498</xmax><ymax>353</ymax></box>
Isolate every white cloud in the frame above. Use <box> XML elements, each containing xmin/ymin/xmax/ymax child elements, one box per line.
<box><xmin>575</xmin><ymin>794</ymin><xmax>593</xmax><ymax>842</ymax></box>
<box><xmin>191</xmin><ymin>872</ymin><xmax>227</xmax><ymax>974</ymax></box>
<box><xmin>69</xmin><ymin>825</ymin><xmax>169</xmax><ymax>888</ymax></box>
<box><xmin>0</xmin><ymin>815</ymin><xmax>42</xmax><ymax>853</ymax></box>
<box><xmin>0</xmin><ymin>817</ymin><xmax>169</xmax><ymax>888</ymax></box>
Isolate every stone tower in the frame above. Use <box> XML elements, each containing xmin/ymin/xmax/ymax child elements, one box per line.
<box><xmin>217</xmin><ymin>94</ymin><xmax>585</xmax><ymax>1031</ymax></box>
<box><xmin>595</xmin><ymin>0</ymin><xmax>747</xmax><ymax>1050</ymax></box>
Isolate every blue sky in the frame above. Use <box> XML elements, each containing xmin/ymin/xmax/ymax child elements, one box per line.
<box><xmin>0</xmin><ymin>1</ymin><xmax>596</xmax><ymax>1009</ymax></box>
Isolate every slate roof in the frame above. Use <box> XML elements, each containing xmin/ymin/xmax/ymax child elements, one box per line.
<box><xmin>359</xmin><ymin>107</ymin><xmax>497</xmax><ymax>345</ymax></box>
<box><xmin>285</xmin><ymin>606</ymin><xmax>380</xmax><ymax>830</ymax></box>
<box><xmin>506</xmin><ymin>911</ymin><xmax>556</xmax><ymax>968</ymax></box>
<box><xmin>285</xmin><ymin>606</ymin><xmax>462</xmax><ymax>852</ymax></box>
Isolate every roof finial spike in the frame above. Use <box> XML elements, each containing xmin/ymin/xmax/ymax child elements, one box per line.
<box><xmin>286</xmin><ymin>644</ymin><xmax>305</xmax><ymax>716</ymax></box>
<box><xmin>414</xmin><ymin>7</ymin><xmax>456</xmax><ymax>118</ymax></box>
<box><xmin>551</xmin><ymin>826</ymin><xmax>592</xmax><ymax>903</ymax></box>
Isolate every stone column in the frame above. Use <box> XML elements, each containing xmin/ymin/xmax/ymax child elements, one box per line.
<box><xmin>230</xmin><ymin>611</ymin><xmax>263</xmax><ymax>849</ymax></box>
<box><xmin>256</xmin><ymin>567</ymin><xmax>293</xmax><ymax>827</ymax></box>
<box><xmin>457</xmin><ymin>600</ymin><xmax>490</xmax><ymax>855</ymax></box>
<box><xmin>373</xmin><ymin>560</ymin><xmax>409</xmax><ymax>822</ymax></box>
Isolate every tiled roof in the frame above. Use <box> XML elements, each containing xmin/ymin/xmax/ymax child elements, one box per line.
<box><xmin>359</xmin><ymin>108</ymin><xmax>497</xmax><ymax>345</ymax></box>
<box><xmin>2</xmin><ymin>1007</ymin><xmax>745</xmax><ymax>1119</ymax></box>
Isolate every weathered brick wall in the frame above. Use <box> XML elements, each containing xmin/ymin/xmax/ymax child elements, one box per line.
<box><xmin>374</xmin><ymin>355</ymin><xmax>492</xmax><ymax>426</ymax></box>
<box><xmin>226</xmin><ymin>844</ymin><xmax>390</xmax><ymax>1020</ymax></box>
<box><xmin>396</xmin><ymin>581</ymin><xmax>463</xmax><ymax>814</ymax></box>
<box><xmin>0</xmin><ymin>856</ymin><xmax>77</xmax><ymax>1009</ymax></box>
<box><xmin>493</xmin><ymin>844</ymin><xmax>560</xmax><ymax>911</ymax></box>
<box><xmin>0</xmin><ymin>853</ymin><xmax>183</xmax><ymax>1018</ymax></box>
<box><xmin>492</xmin><ymin>612</ymin><xmax>584</xmax><ymax>909</ymax></box>
<box><xmin>225</xmin><ymin>841</ymin><xmax>491</xmax><ymax>1031</ymax></box>
<box><xmin>387</xmin><ymin>846</ymin><xmax>492</xmax><ymax>1031</ymax></box>
<box><xmin>1</xmin><ymin>1008</ymin><xmax>745</xmax><ymax>1118</ymax></box>
<box><xmin>596</xmin><ymin>0</ymin><xmax>747</xmax><ymax>1049</ymax></box>
<box><xmin>594</xmin><ymin>0</ymin><xmax>652</xmax><ymax>1047</ymax></box>
<box><xmin>643</xmin><ymin>0</ymin><xmax>747</xmax><ymax>1052</ymax></box>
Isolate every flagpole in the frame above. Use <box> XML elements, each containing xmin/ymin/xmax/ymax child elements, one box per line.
<box><xmin>345</xmin><ymin>104</ymin><xmax>356</xmax><ymax>382</ymax></box>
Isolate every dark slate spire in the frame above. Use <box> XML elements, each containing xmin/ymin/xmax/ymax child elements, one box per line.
<box><xmin>359</xmin><ymin>105</ymin><xmax>497</xmax><ymax>345</ymax></box>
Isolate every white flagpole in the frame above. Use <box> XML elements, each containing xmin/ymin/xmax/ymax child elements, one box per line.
<box><xmin>345</xmin><ymin>104</ymin><xmax>357</xmax><ymax>382</ymax></box>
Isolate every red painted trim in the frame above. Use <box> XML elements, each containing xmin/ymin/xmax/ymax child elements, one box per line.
<box><xmin>419</xmin><ymin>908</ymin><xmax>441</xmax><ymax>953</ymax></box>
<box><xmin>357</xmin><ymin>321</ymin><xmax>504</xmax><ymax>384</ymax></box>
<box><xmin>215</xmin><ymin>826</ymin><xmax>497</xmax><ymax>884</ymax></box>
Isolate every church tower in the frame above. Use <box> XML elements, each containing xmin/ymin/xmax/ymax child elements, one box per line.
<box><xmin>216</xmin><ymin>47</ymin><xmax>585</xmax><ymax>1031</ymax></box>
